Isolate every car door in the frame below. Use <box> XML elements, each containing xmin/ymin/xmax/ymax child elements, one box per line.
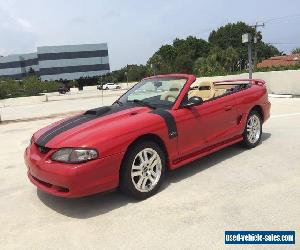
<box><xmin>171</xmin><ymin>94</ymin><xmax>238</xmax><ymax>158</ymax></box>
<box><xmin>171</xmin><ymin>107</ymin><xmax>206</xmax><ymax>157</ymax></box>
<box><xmin>199</xmin><ymin>94</ymin><xmax>238</xmax><ymax>146</ymax></box>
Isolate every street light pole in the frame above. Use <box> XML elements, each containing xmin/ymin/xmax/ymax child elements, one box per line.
<box><xmin>100</xmin><ymin>75</ymin><xmax>104</xmax><ymax>106</ymax></box>
<box><xmin>248</xmin><ymin>41</ymin><xmax>253</xmax><ymax>79</ymax></box>
<box><xmin>251</xmin><ymin>22</ymin><xmax>265</xmax><ymax>70</ymax></box>
<box><xmin>125</xmin><ymin>72</ymin><xmax>128</xmax><ymax>88</ymax></box>
<box><xmin>151</xmin><ymin>64</ymin><xmax>156</xmax><ymax>76</ymax></box>
<box><xmin>242</xmin><ymin>33</ymin><xmax>253</xmax><ymax>80</ymax></box>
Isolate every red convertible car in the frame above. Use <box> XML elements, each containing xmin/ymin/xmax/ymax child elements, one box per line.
<box><xmin>24</xmin><ymin>74</ymin><xmax>270</xmax><ymax>199</ymax></box>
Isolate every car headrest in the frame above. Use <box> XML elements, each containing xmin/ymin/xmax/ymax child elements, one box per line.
<box><xmin>168</xmin><ymin>82</ymin><xmax>182</xmax><ymax>91</ymax></box>
<box><xmin>198</xmin><ymin>81</ymin><xmax>214</xmax><ymax>90</ymax></box>
<box><xmin>188</xmin><ymin>80</ymin><xmax>215</xmax><ymax>100</ymax></box>
<box><xmin>199</xmin><ymin>86</ymin><xmax>211</xmax><ymax>90</ymax></box>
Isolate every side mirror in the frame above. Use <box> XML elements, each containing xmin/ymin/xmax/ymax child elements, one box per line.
<box><xmin>183</xmin><ymin>96</ymin><xmax>203</xmax><ymax>108</ymax></box>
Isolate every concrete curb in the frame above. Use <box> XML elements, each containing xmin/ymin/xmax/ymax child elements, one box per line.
<box><xmin>268</xmin><ymin>94</ymin><xmax>293</xmax><ymax>98</ymax></box>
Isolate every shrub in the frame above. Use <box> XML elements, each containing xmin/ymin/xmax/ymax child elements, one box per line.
<box><xmin>0</xmin><ymin>76</ymin><xmax>61</xmax><ymax>99</ymax></box>
<box><xmin>0</xmin><ymin>78</ymin><xmax>23</xmax><ymax>99</ymax></box>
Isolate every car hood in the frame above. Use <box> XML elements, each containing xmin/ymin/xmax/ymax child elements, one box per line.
<box><xmin>33</xmin><ymin>105</ymin><xmax>152</xmax><ymax>148</ymax></box>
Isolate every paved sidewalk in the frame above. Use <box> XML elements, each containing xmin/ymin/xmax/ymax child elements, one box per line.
<box><xmin>0</xmin><ymin>92</ymin><xmax>123</xmax><ymax>122</ymax></box>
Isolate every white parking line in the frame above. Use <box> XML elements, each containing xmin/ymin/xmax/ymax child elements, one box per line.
<box><xmin>271</xmin><ymin>112</ymin><xmax>300</xmax><ymax>118</ymax></box>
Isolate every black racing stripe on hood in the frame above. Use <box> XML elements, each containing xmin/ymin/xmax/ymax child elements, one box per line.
<box><xmin>36</xmin><ymin>105</ymin><xmax>131</xmax><ymax>147</ymax></box>
<box><xmin>151</xmin><ymin>109</ymin><xmax>178</xmax><ymax>139</ymax></box>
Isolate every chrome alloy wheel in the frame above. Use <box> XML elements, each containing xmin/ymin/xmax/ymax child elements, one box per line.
<box><xmin>131</xmin><ymin>148</ymin><xmax>162</xmax><ymax>193</ymax></box>
<box><xmin>246</xmin><ymin>115</ymin><xmax>261</xmax><ymax>144</ymax></box>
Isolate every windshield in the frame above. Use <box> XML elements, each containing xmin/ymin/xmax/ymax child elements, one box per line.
<box><xmin>118</xmin><ymin>77</ymin><xmax>187</xmax><ymax>109</ymax></box>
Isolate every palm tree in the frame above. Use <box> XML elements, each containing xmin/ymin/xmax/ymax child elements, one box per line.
<box><xmin>291</xmin><ymin>48</ymin><xmax>300</xmax><ymax>54</ymax></box>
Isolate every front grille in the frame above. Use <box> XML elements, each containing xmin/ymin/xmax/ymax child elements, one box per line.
<box><xmin>31</xmin><ymin>175</ymin><xmax>69</xmax><ymax>193</ymax></box>
<box><xmin>32</xmin><ymin>175</ymin><xmax>52</xmax><ymax>188</ymax></box>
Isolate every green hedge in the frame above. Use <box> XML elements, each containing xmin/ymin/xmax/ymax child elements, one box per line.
<box><xmin>0</xmin><ymin>76</ymin><xmax>61</xmax><ymax>99</ymax></box>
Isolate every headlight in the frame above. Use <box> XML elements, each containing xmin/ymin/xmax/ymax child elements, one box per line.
<box><xmin>51</xmin><ymin>148</ymin><xmax>98</xmax><ymax>163</ymax></box>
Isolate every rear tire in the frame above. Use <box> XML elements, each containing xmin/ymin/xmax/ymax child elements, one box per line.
<box><xmin>120</xmin><ymin>141</ymin><xmax>166</xmax><ymax>200</ymax></box>
<box><xmin>242</xmin><ymin>110</ymin><xmax>262</xmax><ymax>148</ymax></box>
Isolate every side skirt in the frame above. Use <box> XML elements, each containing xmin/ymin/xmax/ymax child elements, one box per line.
<box><xmin>170</xmin><ymin>135</ymin><xmax>243</xmax><ymax>170</ymax></box>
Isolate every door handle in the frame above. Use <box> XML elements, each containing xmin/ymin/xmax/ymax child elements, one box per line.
<box><xmin>225</xmin><ymin>105</ymin><xmax>232</xmax><ymax>111</ymax></box>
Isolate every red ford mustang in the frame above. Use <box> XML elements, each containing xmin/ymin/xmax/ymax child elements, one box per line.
<box><xmin>24</xmin><ymin>74</ymin><xmax>271</xmax><ymax>199</ymax></box>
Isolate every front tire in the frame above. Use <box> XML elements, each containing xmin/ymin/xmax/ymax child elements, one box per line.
<box><xmin>120</xmin><ymin>141</ymin><xmax>166</xmax><ymax>200</ymax></box>
<box><xmin>242</xmin><ymin>110</ymin><xmax>262</xmax><ymax>148</ymax></box>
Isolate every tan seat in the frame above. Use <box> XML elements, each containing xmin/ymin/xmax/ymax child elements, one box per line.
<box><xmin>188</xmin><ymin>81</ymin><xmax>216</xmax><ymax>101</ymax></box>
<box><xmin>160</xmin><ymin>82</ymin><xmax>182</xmax><ymax>102</ymax></box>
<box><xmin>214</xmin><ymin>88</ymin><xmax>227</xmax><ymax>97</ymax></box>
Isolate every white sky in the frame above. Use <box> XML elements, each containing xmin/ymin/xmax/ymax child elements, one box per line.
<box><xmin>0</xmin><ymin>0</ymin><xmax>300</xmax><ymax>70</ymax></box>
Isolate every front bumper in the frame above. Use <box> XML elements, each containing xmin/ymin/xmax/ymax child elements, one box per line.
<box><xmin>24</xmin><ymin>143</ymin><xmax>124</xmax><ymax>198</ymax></box>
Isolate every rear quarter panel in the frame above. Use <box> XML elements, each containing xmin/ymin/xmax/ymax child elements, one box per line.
<box><xmin>233</xmin><ymin>84</ymin><xmax>269</xmax><ymax>134</ymax></box>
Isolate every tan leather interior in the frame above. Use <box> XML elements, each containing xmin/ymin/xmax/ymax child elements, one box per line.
<box><xmin>160</xmin><ymin>80</ymin><xmax>233</xmax><ymax>103</ymax></box>
<box><xmin>214</xmin><ymin>88</ymin><xmax>227</xmax><ymax>97</ymax></box>
<box><xmin>188</xmin><ymin>81</ymin><xmax>228</xmax><ymax>101</ymax></box>
<box><xmin>160</xmin><ymin>82</ymin><xmax>181</xmax><ymax>102</ymax></box>
<box><xmin>188</xmin><ymin>81</ymin><xmax>215</xmax><ymax>101</ymax></box>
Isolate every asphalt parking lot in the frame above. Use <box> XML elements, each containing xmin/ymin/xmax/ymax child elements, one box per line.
<box><xmin>0</xmin><ymin>97</ymin><xmax>299</xmax><ymax>249</ymax></box>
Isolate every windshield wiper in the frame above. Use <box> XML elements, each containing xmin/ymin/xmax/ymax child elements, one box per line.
<box><xmin>129</xmin><ymin>99</ymin><xmax>156</xmax><ymax>109</ymax></box>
